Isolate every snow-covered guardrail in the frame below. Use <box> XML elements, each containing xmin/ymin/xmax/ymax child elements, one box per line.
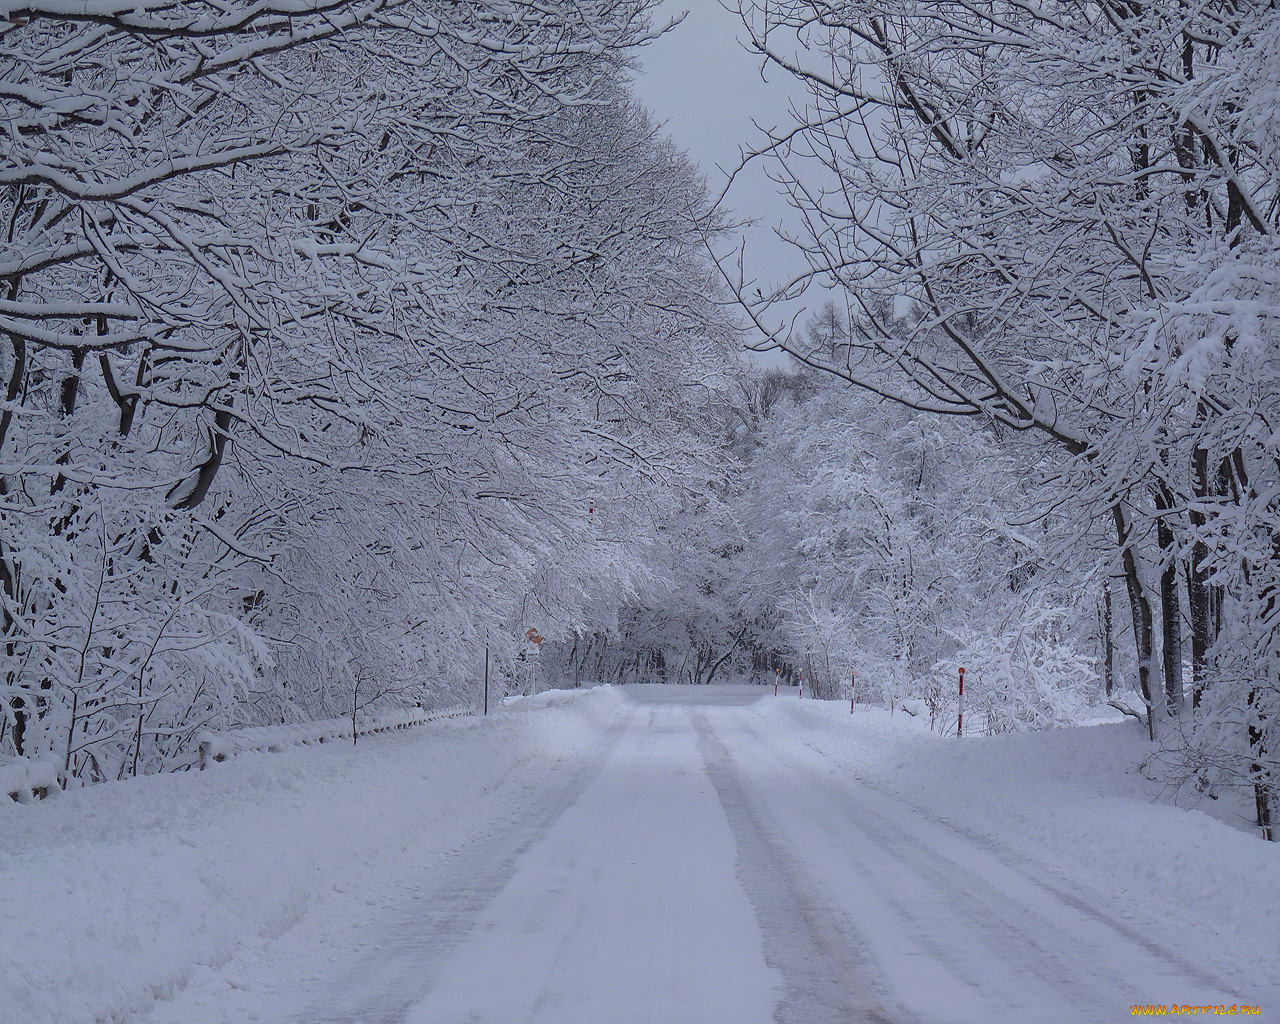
<box><xmin>196</xmin><ymin>704</ymin><xmax>477</xmax><ymax>770</ymax></box>
<box><xmin>1</xmin><ymin>757</ymin><xmax>60</xmax><ymax>803</ymax></box>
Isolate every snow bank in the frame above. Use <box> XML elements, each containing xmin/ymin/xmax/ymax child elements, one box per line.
<box><xmin>195</xmin><ymin>703</ymin><xmax>475</xmax><ymax>766</ymax></box>
<box><xmin>0</xmin><ymin>756</ymin><xmax>59</xmax><ymax>803</ymax></box>
<box><xmin>0</xmin><ymin>686</ymin><xmax>627</xmax><ymax>1024</ymax></box>
<box><xmin>749</xmin><ymin>696</ymin><xmax>1280</xmax><ymax>992</ymax></box>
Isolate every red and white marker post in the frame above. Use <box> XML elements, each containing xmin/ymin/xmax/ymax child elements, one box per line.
<box><xmin>850</xmin><ymin>670</ymin><xmax>856</xmax><ymax>714</ymax></box>
<box><xmin>957</xmin><ymin>666</ymin><xmax>965</xmax><ymax>737</ymax></box>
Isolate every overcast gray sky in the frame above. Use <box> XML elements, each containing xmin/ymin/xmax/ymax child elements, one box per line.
<box><xmin>628</xmin><ymin>0</ymin><xmax>812</xmax><ymax>359</ymax></box>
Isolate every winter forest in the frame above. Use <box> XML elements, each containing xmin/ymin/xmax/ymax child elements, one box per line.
<box><xmin>1</xmin><ymin>0</ymin><xmax>1278</xmax><ymax>845</ymax></box>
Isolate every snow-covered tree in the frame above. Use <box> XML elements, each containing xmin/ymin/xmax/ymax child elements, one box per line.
<box><xmin>729</xmin><ymin>0</ymin><xmax>1280</xmax><ymax>835</ymax></box>
<box><xmin>0</xmin><ymin>2</ymin><xmax>738</xmax><ymax>779</ymax></box>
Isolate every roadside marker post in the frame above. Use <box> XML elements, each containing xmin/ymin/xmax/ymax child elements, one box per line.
<box><xmin>774</xmin><ymin>667</ymin><xmax>780</xmax><ymax>696</ymax></box>
<box><xmin>957</xmin><ymin>667</ymin><xmax>965</xmax><ymax>737</ymax></box>
<box><xmin>850</xmin><ymin>670</ymin><xmax>856</xmax><ymax>714</ymax></box>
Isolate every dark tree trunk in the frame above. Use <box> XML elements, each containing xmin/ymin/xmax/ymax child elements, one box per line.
<box><xmin>1251</xmin><ymin>572</ymin><xmax>1278</xmax><ymax>842</ymax></box>
<box><xmin>1248</xmin><ymin>692</ymin><xmax>1274</xmax><ymax>842</ymax></box>
<box><xmin>1186</xmin><ymin>548</ymin><xmax>1212</xmax><ymax>710</ymax></box>
<box><xmin>1187</xmin><ymin>440</ymin><xmax>1231</xmax><ymax>710</ymax></box>
<box><xmin>1156</xmin><ymin>514</ymin><xmax>1184</xmax><ymax>718</ymax></box>
<box><xmin>1113</xmin><ymin>507</ymin><xmax>1158</xmax><ymax>740</ymax></box>
<box><xmin>1253</xmin><ymin>770</ymin><xmax>1274</xmax><ymax>843</ymax></box>
<box><xmin>2</xmin><ymin>297</ymin><xmax>27</xmax><ymax>754</ymax></box>
<box><xmin>1102</xmin><ymin>579</ymin><xmax>1114</xmax><ymax>699</ymax></box>
<box><xmin>169</xmin><ymin>404</ymin><xmax>235</xmax><ymax>511</ymax></box>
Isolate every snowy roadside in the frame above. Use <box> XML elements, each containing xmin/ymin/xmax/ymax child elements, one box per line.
<box><xmin>747</xmin><ymin>695</ymin><xmax>1280</xmax><ymax>998</ymax></box>
<box><xmin>0</xmin><ymin>686</ymin><xmax>630</xmax><ymax>1024</ymax></box>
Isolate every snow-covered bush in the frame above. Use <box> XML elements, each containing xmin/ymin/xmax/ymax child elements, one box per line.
<box><xmin>942</xmin><ymin>626</ymin><xmax>1098</xmax><ymax>735</ymax></box>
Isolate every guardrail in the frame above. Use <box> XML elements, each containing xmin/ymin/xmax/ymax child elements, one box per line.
<box><xmin>2</xmin><ymin>704</ymin><xmax>478</xmax><ymax>802</ymax></box>
<box><xmin>196</xmin><ymin>704</ymin><xmax>477</xmax><ymax>769</ymax></box>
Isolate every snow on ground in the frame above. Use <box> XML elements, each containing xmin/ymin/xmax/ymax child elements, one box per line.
<box><xmin>3</xmin><ymin>683</ymin><xmax>1277</xmax><ymax>1024</ymax></box>
<box><xmin>750</xmin><ymin>695</ymin><xmax>1280</xmax><ymax>1001</ymax></box>
<box><xmin>0</xmin><ymin>688</ymin><xmax>629</xmax><ymax>1024</ymax></box>
<box><xmin>399</xmin><ymin>689</ymin><xmax>780</xmax><ymax>1024</ymax></box>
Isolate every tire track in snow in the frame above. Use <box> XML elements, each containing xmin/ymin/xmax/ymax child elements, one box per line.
<box><xmin>691</xmin><ymin>708</ymin><xmax>906</xmax><ymax>1024</ymax></box>
<box><xmin>751</xmin><ymin>712</ymin><xmax>1245</xmax><ymax>990</ymax></box>
<box><xmin>726</xmin><ymin>711</ymin><xmax>1238</xmax><ymax>1022</ymax></box>
<box><xmin>398</xmin><ymin>696</ymin><xmax>780</xmax><ymax>1024</ymax></box>
<box><xmin>295</xmin><ymin>711</ymin><xmax>633</xmax><ymax>1024</ymax></box>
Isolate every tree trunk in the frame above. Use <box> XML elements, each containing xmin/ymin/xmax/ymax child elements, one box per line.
<box><xmin>1250</xmin><ymin>572</ymin><xmax>1278</xmax><ymax>842</ymax></box>
<box><xmin>1156</xmin><ymin>514</ymin><xmax>1184</xmax><ymax>719</ymax></box>
<box><xmin>1187</xmin><ymin>440</ymin><xmax>1229</xmax><ymax>710</ymax></box>
<box><xmin>1254</xmin><ymin>775</ymin><xmax>1274</xmax><ymax>843</ymax></box>
<box><xmin>1</xmin><ymin>320</ymin><xmax>26</xmax><ymax>753</ymax></box>
<box><xmin>1248</xmin><ymin>691</ymin><xmax>1274</xmax><ymax>842</ymax></box>
<box><xmin>1113</xmin><ymin>507</ymin><xmax>1159</xmax><ymax>740</ymax></box>
<box><xmin>1186</xmin><ymin>551</ymin><xmax>1212</xmax><ymax>711</ymax></box>
<box><xmin>1102</xmin><ymin>579</ymin><xmax>1114</xmax><ymax>699</ymax></box>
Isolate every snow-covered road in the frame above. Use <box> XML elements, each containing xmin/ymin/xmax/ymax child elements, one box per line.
<box><xmin>691</xmin><ymin>703</ymin><xmax>1239</xmax><ymax>1024</ymax></box>
<box><xmin>130</xmin><ymin>684</ymin><xmax>1250</xmax><ymax>1024</ymax></box>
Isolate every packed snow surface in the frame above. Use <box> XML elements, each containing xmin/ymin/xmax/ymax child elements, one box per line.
<box><xmin>2</xmin><ymin>684</ymin><xmax>1276</xmax><ymax>1023</ymax></box>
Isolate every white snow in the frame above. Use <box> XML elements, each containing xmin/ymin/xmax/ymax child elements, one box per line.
<box><xmin>195</xmin><ymin>703</ymin><xmax>474</xmax><ymax>764</ymax></box>
<box><xmin>0</xmin><ymin>688</ymin><xmax>629</xmax><ymax>1024</ymax></box>
<box><xmin>2</xmin><ymin>684</ymin><xmax>1276</xmax><ymax>1024</ymax></box>
<box><xmin>757</xmin><ymin>694</ymin><xmax>1280</xmax><ymax>992</ymax></box>
<box><xmin>0</xmin><ymin>756</ymin><xmax>59</xmax><ymax>803</ymax></box>
<box><xmin>732</xmin><ymin>695</ymin><xmax>1280</xmax><ymax>1021</ymax></box>
<box><xmin>402</xmin><ymin>694</ymin><xmax>780</xmax><ymax>1024</ymax></box>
